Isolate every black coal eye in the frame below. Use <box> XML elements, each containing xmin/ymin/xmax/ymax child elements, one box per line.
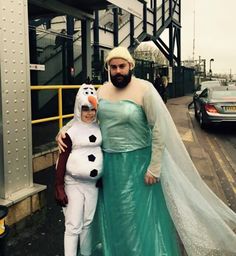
<box><xmin>85</xmin><ymin>91</ymin><xmax>89</xmax><ymax>94</ymax></box>
<box><xmin>91</xmin><ymin>91</ymin><xmax>94</xmax><ymax>94</ymax></box>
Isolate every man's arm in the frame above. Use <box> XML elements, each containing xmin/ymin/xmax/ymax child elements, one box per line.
<box><xmin>56</xmin><ymin>119</ymin><xmax>74</xmax><ymax>152</ymax></box>
<box><xmin>143</xmin><ymin>83</ymin><xmax>165</xmax><ymax>181</ymax></box>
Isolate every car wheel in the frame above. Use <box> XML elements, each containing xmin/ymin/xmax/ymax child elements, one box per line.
<box><xmin>199</xmin><ymin>111</ymin><xmax>207</xmax><ymax>129</ymax></box>
<box><xmin>194</xmin><ymin>102</ymin><xmax>198</xmax><ymax>119</ymax></box>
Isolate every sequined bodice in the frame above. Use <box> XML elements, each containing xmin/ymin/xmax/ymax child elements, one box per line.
<box><xmin>97</xmin><ymin>99</ymin><xmax>151</xmax><ymax>152</ymax></box>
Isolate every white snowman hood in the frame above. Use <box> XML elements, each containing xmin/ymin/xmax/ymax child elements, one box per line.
<box><xmin>74</xmin><ymin>83</ymin><xmax>98</xmax><ymax>122</ymax></box>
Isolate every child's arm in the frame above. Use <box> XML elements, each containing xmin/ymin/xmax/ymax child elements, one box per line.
<box><xmin>55</xmin><ymin>133</ymin><xmax>72</xmax><ymax>207</ymax></box>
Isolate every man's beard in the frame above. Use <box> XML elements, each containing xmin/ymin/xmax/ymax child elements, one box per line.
<box><xmin>110</xmin><ymin>70</ymin><xmax>132</xmax><ymax>89</ymax></box>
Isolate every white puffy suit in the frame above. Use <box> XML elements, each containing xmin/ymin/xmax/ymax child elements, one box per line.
<box><xmin>57</xmin><ymin>84</ymin><xmax>103</xmax><ymax>256</ymax></box>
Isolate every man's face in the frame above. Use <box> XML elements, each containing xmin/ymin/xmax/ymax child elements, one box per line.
<box><xmin>109</xmin><ymin>58</ymin><xmax>132</xmax><ymax>89</ymax></box>
<box><xmin>109</xmin><ymin>58</ymin><xmax>130</xmax><ymax>76</ymax></box>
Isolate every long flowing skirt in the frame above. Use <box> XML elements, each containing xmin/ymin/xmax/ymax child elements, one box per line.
<box><xmin>92</xmin><ymin>147</ymin><xmax>181</xmax><ymax>256</ymax></box>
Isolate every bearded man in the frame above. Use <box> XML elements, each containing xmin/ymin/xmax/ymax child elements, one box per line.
<box><xmin>57</xmin><ymin>46</ymin><xmax>236</xmax><ymax>256</ymax></box>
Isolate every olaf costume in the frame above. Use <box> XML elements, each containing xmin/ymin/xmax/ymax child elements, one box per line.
<box><xmin>55</xmin><ymin>84</ymin><xmax>103</xmax><ymax>256</ymax></box>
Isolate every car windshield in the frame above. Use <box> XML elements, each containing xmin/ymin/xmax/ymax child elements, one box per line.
<box><xmin>212</xmin><ymin>90</ymin><xmax>236</xmax><ymax>99</ymax></box>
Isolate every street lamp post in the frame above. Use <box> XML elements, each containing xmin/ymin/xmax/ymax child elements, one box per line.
<box><xmin>209</xmin><ymin>58</ymin><xmax>214</xmax><ymax>80</ymax></box>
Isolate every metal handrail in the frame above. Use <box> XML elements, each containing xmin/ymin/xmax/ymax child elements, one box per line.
<box><xmin>31</xmin><ymin>85</ymin><xmax>101</xmax><ymax>129</ymax></box>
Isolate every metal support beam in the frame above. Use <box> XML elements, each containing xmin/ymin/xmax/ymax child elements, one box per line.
<box><xmin>29</xmin><ymin>28</ymin><xmax>39</xmax><ymax>119</ymax></box>
<box><xmin>153</xmin><ymin>0</ymin><xmax>157</xmax><ymax>37</ymax></box>
<box><xmin>29</xmin><ymin>28</ymin><xmax>38</xmax><ymax>85</ymax></box>
<box><xmin>93</xmin><ymin>10</ymin><xmax>100</xmax><ymax>70</ymax></box>
<box><xmin>162</xmin><ymin>0</ymin><xmax>165</xmax><ymax>26</ymax></box>
<box><xmin>29</xmin><ymin>0</ymin><xmax>94</xmax><ymax>20</ymax></box>
<box><xmin>169</xmin><ymin>22</ymin><xmax>174</xmax><ymax>66</ymax></box>
<box><xmin>175</xmin><ymin>26</ymin><xmax>181</xmax><ymax>66</ymax></box>
<box><xmin>0</xmin><ymin>0</ymin><xmax>45</xmax><ymax>204</ymax></box>
<box><xmin>130</xmin><ymin>14</ymin><xmax>134</xmax><ymax>47</ymax></box>
<box><xmin>153</xmin><ymin>36</ymin><xmax>179</xmax><ymax>64</ymax></box>
<box><xmin>81</xmin><ymin>19</ymin><xmax>92</xmax><ymax>82</ymax></box>
<box><xmin>142</xmin><ymin>2</ymin><xmax>147</xmax><ymax>33</ymax></box>
<box><xmin>169</xmin><ymin>0</ymin><xmax>173</xmax><ymax>17</ymax></box>
<box><xmin>179</xmin><ymin>0</ymin><xmax>181</xmax><ymax>24</ymax></box>
<box><xmin>66</xmin><ymin>15</ymin><xmax>74</xmax><ymax>84</ymax></box>
<box><xmin>153</xmin><ymin>39</ymin><xmax>169</xmax><ymax>61</ymax></box>
<box><xmin>113</xmin><ymin>8</ymin><xmax>119</xmax><ymax>47</ymax></box>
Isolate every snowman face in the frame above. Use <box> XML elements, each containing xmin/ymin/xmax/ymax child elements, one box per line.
<box><xmin>76</xmin><ymin>84</ymin><xmax>97</xmax><ymax>108</ymax></box>
<box><xmin>80</xmin><ymin>85</ymin><xmax>96</xmax><ymax>96</ymax></box>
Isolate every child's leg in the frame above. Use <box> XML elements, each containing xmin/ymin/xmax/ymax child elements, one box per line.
<box><xmin>80</xmin><ymin>183</ymin><xmax>98</xmax><ymax>256</ymax></box>
<box><xmin>64</xmin><ymin>184</ymin><xmax>84</xmax><ymax>256</ymax></box>
<box><xmin>64</xmin><ymin>235</ymin><xmax>78</xmax><ymax>256</ymax></box>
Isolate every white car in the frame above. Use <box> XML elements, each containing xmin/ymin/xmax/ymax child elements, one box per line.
<box><xmin>193</xmin><ymin>86</ymin><xmax>236</xmax><ymax>129</ymax></box>
<box><xmin>195</xmin><ymin>80</ymin><xmax>222</xmax><ymax>96</ymax></box>
<box><xmin>191</xmin><ymin>80</ymin><xmax>223</xmax><ymax>110</ymax></box>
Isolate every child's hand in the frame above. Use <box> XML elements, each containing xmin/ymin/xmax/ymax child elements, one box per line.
<box><xmin>55</xmin><ymin>185</ymin><xmax>68</xmax><ymax>207</ymax></box>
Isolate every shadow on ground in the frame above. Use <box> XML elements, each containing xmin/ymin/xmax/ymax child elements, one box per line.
<box><xmin>5</xmin><ymin>167</ymin><xmax>64</xmax><ymax>256</ymax></box>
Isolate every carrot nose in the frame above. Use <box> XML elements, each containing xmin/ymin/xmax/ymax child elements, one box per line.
<box><xmin>88</xmin><ymin>95</ymin><xmax>98</xmax><ymax>110</ymax></box>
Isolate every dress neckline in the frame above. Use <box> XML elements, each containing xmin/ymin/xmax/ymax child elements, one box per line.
<box><xmin>99</xmin><ymin>98</ymin><xmax>142</xmax><ymax>108</ymax></box>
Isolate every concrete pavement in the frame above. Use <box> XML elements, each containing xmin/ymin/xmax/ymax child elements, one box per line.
<box><xmin>2</xmin><ymin>95</ymin><xmax>232</xmax><ymax>256</ymax></box>
<box><xmin>167</xmin><ymin>96</ymin><xmax>233</xmax><ymax>205</ymax></box>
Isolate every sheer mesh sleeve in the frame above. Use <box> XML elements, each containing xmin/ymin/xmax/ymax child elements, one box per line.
<box><xmin>143</xmin><ymin>85</ymin><xmax>165</xmax><ymax>178</ymax></box>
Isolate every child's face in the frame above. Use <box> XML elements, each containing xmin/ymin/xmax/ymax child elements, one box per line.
<box><xmin>81</xmin><ymin>106</ymin><xmax>96</xmax><ymax>123</ymax></box>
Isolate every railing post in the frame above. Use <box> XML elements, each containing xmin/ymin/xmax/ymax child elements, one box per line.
<box><xmin>58</xmin><ymin>87</ymin><xmax>63</xmax><ymax>129</ymax></box>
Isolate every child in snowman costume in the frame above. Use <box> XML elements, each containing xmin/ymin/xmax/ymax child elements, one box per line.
<box><xmin>55</xmin><ymin>84</ymin><xmax>103</xmax><ymax>256</ymax></box>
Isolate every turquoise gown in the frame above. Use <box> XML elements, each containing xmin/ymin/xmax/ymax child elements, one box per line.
<box><xmin>92</xmin><ymin>99</ymin><xmax>181</xmax><ymax>256</ymax></box>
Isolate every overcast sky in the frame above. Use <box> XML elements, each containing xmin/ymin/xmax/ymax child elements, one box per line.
<box><xmin>181</xmin><ymin>0</ymin><xmax>236</xmax><ymax>75</ymax></box>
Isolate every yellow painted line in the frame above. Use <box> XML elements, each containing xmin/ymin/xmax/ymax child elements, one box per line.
<box><xmin>180</xmin><ymin>129</ymin><xmax>194</xmax><ymax>142</ymax></box>
<box><xmin>206</xmin><ymin>137</ymin><xmax>236</xmax><ymax>194</ymax></box>
<box><xmin>0</xmin><ymin>219</ymin><xmax>5</xmax><ymax>235</ymax></box>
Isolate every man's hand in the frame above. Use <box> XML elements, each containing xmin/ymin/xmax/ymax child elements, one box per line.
<box><xmin>56</xmin><ymin>131</ymin><xmax>67</xmax><ymax>153</ymax></box>
<box><xmin>144</xmin><ymin>171</ymin><xmax>160</xmax><ymax>185</ymax></box>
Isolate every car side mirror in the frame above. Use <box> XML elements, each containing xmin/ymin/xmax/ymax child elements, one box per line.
<box><xmin>199</xmin><ymin>93</ymin><xmax>207</xmax><ymax>98</ymax></box>
<box><xmin>196</xmin><ymin>85</ymin><xmax>201</xmax><ymax>91</ymax></box>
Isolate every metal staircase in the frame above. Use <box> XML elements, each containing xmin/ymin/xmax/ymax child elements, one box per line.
<box><xmin>29</xmin><ymin>0</ymin><xmax>181</xmax><ymax>86</ymax></box>
<box><xmin>29</xmin><ymin>0</ymin><xmax>181</xmax><ymax>119</ymax></box>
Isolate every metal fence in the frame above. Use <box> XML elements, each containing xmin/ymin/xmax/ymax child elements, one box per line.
<box><xmin>30</xmin><ymin>66</ymin><xmax>195</xmax><ymax>150</ymax></box>
<box><xmin>30</xmin><ymin>85</ymin><xmax>100</xmax><ymax>151</ymax></box>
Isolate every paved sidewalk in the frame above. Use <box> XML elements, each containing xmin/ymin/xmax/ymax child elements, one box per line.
<box><xmin>167</xmin><ymin>96</ymin><xmax>229</xmax><ymax>203</ymax></box>
<box><xmin>3</xmin><ymin>95</ymin><xmax>220</xmax><ymax>256</ymax></box>
<box><xmin>167</xmin><ymin>96</ymin><xmax>206</xmax><ymax>166</ymax></box>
